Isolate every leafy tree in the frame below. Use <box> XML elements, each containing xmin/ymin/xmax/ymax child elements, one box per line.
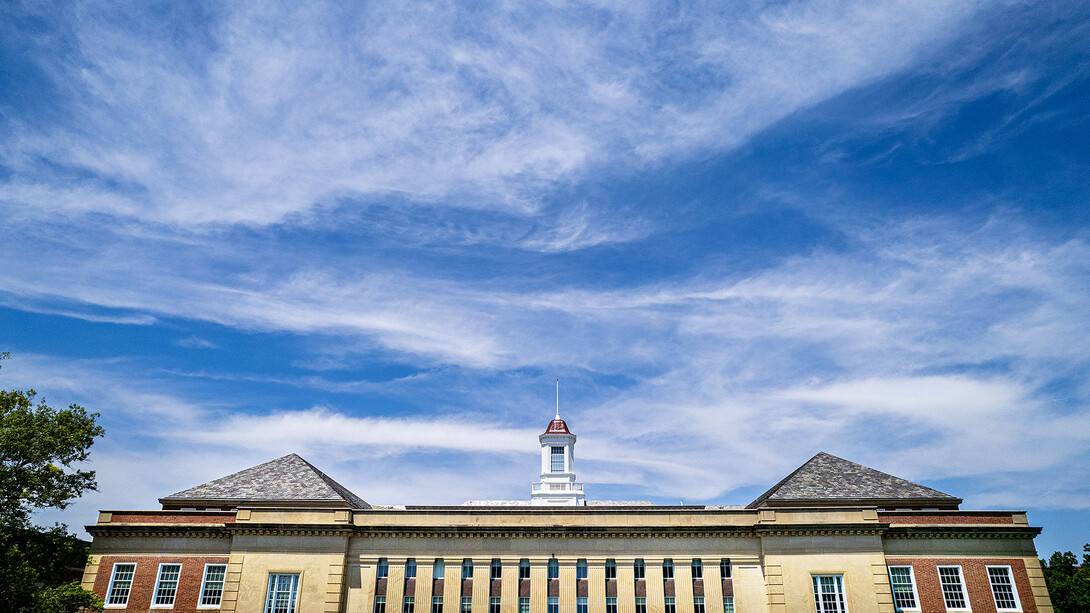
<box><xmin>1041</xmin><ymin>544</ymin><xmax>1090</xmax><ymax>613</ymax></box>
<box><xmin>0</xmin><ymin>353</ymin><xmax>105</xmax><ymax>612</ymax></box>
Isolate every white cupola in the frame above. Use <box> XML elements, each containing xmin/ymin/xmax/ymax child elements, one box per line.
<box><xmin>530</xmin><ymin>387</ymin><xmax>585</xmax><ymax>505</ymax></box>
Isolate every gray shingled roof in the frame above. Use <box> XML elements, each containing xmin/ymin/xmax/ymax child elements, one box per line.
<box><xmin>161</xmin><ymin>454</ymin><xmax>370</xmax><ymax>509</ymax></box>
<box><xmin>747</xmin><ymin>452</ymin><xmax>960</xmax><ymax>509</ymax></box>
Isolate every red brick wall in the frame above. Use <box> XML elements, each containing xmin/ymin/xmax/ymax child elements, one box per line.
<box><xmin>879</xmin><ymin>513</ymin><xmax>1016</xmax><ymax>525</ymax></box>
<box><xmin>94</xmin><ymin>555</ymin><xmax>230</xmax><ymax>612</ymax></box>
<box><xmin>108</xmin><ymin>512</ymin><xmax>236</xmax><ymax>524</ymax></box>
<box><xmin>885</xmin><ymin>558</ymin><xmax>1036</xmax><ymax>613</ymax></box>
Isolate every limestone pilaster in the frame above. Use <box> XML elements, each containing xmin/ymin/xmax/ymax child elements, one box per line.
<box><xmin>644</xmin><ymin>558</ymin><xmax>665</xmax><ymax>613</ymax></box>
<box><xmin>559</xmin><ymin>558</ymin><xmax>578</xmax><ymax>613</ymax></box>
<box><xmin>614</xmin><ymin>557</ymin><xmax>636</xmax><ymax>613</ymax></box>
<box><xmin>442</xmin><ymin>558</ymin><xmax>464</xmax><ymax>613</ymax></box>
<box><xmin>587</xmin><ymin>558</ymin><xmax>607</xmax><ymax>613</ymax></box>
<box><xmin>529</xmin><ymin>557</ymin><xmax>550</xmax><ymax>613</ymax></box>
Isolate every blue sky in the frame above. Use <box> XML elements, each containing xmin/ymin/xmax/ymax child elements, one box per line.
<box><xmin>1</xmin><ymin>1</ymin><xmax>1088</xmax><ymax>555</ymax></box>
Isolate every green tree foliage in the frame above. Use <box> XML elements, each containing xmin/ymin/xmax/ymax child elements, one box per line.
<box><xmin>1</xmin><ymin>353</ymin><xmax>105</xmax><ymax>612</ymax></box>
<box><xmin>1041</xmin><ymin>544</ymin><xmax>1090</xmax><ymax>613</ymax></box>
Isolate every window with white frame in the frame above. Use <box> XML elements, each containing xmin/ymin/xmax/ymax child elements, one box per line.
<box><xmin>375</xmin><ymin>596</ymin><xmax>386</xmax><ymax>613</ymax></box>
<box><xmin>434</xmin><ymin>559</ymin><xmax>445</xmax><ymax>579</ymax></box>
<box><xmin>548</xmin><ymin>559</ymin><xmax>559</xmax><ymax>580</ymax></box>
<box><xmin>720</xmin><ymin>559</ymin><xmax>731</xmax><ymax>579</ymax></box>
<box><xmin>635</xmin><ymin>597</ymin><xmax>646</xmax><ymax>613</ymax></box>
<box><xmin>577</xmin><ymin>559</ymin><xmax>588</xmax><ymax>580</ymax></box>
<box><xmin>723</xmin><ymin>596</ymin><xmax>735</xmax><ymax>613</ymax></box>
<box><xmin>577</xmin><ymin>597</ymin><xmax>588</xmax><ymax>613</ymax></box>
<box><xmin>694</xmin><ymin>596</ymin><xmax>705</xmax><ymax>613</ymax></box>
<box><xmin>988</xmin><ymin>566</ymin><xmax>1021</xmax><ymax>611</ymax></box>
<box><xmin>266</xmin><ymin>573</ymin><xmax>300</xmax><ymax>613</ymax></box>
<box><xmin>198</xmin><ymin>564</ymin><xmax>227</xmax><ymax>608</ymax></box>
<box><xmin>888</xmin><ymin>566</ymin><xmax>919</xmax><ymax>611</ymax></box>
<box><xmin>462</xmin><ymin>559</ymin><xmax>474</xmax><ymax>579</ymax></box>
<box><xmin>606</xmin><ymin>559</ymin><xmax>617</xmax><ymax>579</ymax></box>
<box><xmin>491</xmin><ymin>559</ymin><xmax>502</xmax><ymax>580</ymax></box>
<box><xmin>606</xmin><ymin>597</ymin><xmax>617</xmax><ymax>613</ymax></box>
<box><xmin>406</xmin><ymin>559</ymin><xmax>417</xmax><ymax>579</ymax></box>
<box><xmin>461</xmin><ymin>597</ymin><xmax>472</xmax><ymax>613</ymax></box>
<box><xmin>691</xmin><ymin>559</ymin><xmax>703</xmax><ymax>579</ymax></box>
<box><xmin>662</xmin><ymin>559</ymin><xmax>674</xmax><ymax>579</ymax></box>
<box><xmin>938</xmin><ymin>566</ymin><xmax>969</xmax><ymax>610</ymax></box>
<box><xmin>433</xmin><ymin>596</ymin><xmax>443</xmax><ymax>613</ymax></box>
<box><xmin>812</xmin><ymin>574</ymin><xmax>847</xmax><ymax>613</ymax></box>
<box><xmin>634</xmin><ymin>559</ymin><xmax>645</xmax><ymax>580</ymax></box>
<box><xmin>548</xmin><ymin>597</ymin><xmax>559</xmax><ymax>613</ymax></box>
<box><xmin>152</xmin><ymin>563</ymin><xmax>182</xmax><ymax>607</ymax></box>
<box><xmin>551</xmin><ymin>447</ymin><xmax>565</xmax><ymax>472</ymax></box>
<box><xmin>378</xmin><ymin>559</ymin><xmax>389</xmax><ymax>579</ymax></box>
<box><xmin>664</xmin><ymin>596</ymin><xmax>676</xmax><ymax>613</ymax></box>
<box><xmin>106</xmin><ymin>563</ymin><xmax>136</xmax><ymax>607</ymax></box>
<box><xmin>519</xmin><ymin>597</ymin><xmax>530</xmax><ymax>613</ymax></box>
<box><xmin>405</xmin><ymin>596</ymin><xmax>416</xmax><ymax>613</ymax></box>
<box><xmin>519</xmin><ymin>559</ymin><xmax>530</xmax><ymax>580</ymax></box>
<box><xmin>490</xmin><ymin>597</ymin><xmax>501</xmax><ymax>613</ymax></box>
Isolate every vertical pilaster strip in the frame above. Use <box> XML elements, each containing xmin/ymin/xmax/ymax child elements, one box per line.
<box><xmin>703</xmin><ymin>561</ymin><xmax>723</xmax><ymax>613</ymax></box>
<box><xmin>388</xmin><ymin>561</ymin><xmax>407</xmax><ymax>613</ymax></box>
<box><xmin>588</xmin><ymin>558</ymin><xmax>607</xmax><ymax>613</ymax></box>
<box><xmin>674</xmin><ymin>563</ymin><xmax>693</xmax><ymax>613</ymax></box>
<box><xmin>1023</xmin><ymin>556</ymin><xmax>1055</xmax><ymax>613</ymax></box>
<box><xmin>560</xmin><ymin>558</ymin><xmax>578</xmax><ymax>613</ymax></box>
<box><xmin>443</xmin><ymin>557</ymin><xmax>464</xmax><ymax>613</ymax></box>
<box><xmin>645</xmin><ymin>558</ymin><xmax>665</xmax><ymax>613</ymax></box>
<box><xmin>328</xmin><ymin>552</ymin><xmax>349</xmax><ymax>613</ymax></box>
<box><xmin>473</xmin><ymin>560</ymin><xmax>491</xmax><ymax>613</ymax></box>
<box><xmin>729</xmin><ymin>559</ymin><xmax>766</xmax><ymax>613</ymax></box>
<box><xmin>870</xmin><ymin>557</ymin><xmax>895</xmax><ymax>613</ymax></box>
<box><xmin>762</xmin><ymin>559</ymin><xmax>784</xmax><ymax>613</ymax></box>
<box><xmin>501</xmin><ymin>557</ymin><xmax>520</xmax><ymax>613</ymax></box>
<box><xmin>348</xmin><ymin>558</ymin><xmax>380</xmax><ymax>613</ymax></box>
<box><xmin>530</xmin><ymin>557</ymin><xmax>549</xmax><ymax>613</ymax></box>
<box><xmin>417</xmin><ymin>560</ymin><xmax>435</xmax><ymax>613</ymax></box>
<box><xmin>220</xmin><ymin>552</ymin><xmax>246</xmax><ymax>613</ymax></box>
<box><xmin>81</xmin><ymin>555</ymin><xmax>100</xmax><ymax>591</ymax></box>
<box><xmin>615</xmin><ymin>558</ymin><xmax>636</xmax><ymax>613</ymax></box>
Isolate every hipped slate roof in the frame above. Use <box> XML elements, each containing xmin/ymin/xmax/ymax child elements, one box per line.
<box><xmin>160</xmin><ymin>453</ymin><xmax>370</xmax><ymax>509</ymax></box>
<box><xmin>747</xmin><ymin>452</ymin><xmax>961</xmax><ymax>509</ymax></box>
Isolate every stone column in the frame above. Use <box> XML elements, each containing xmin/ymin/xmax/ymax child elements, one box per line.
<box><xmin>702</xmin><ymin>561</ymin><xmax>723</xmax><ymax>613</ymax></box>
<box><xmin>501</xmin><ymin>557</ymin><xmax>521</xmax><ymax>613</ymax></box>
<box><xmin>473</xmin><ymin>560</ymin><xmax>491</xmax><ymax>613</ymax></box>
<box><xmin>442</xmin><ymin>558</ymin><xmax>464</xmax><ymax>613</ymax></box>
<box><xmin>416</xmin><ymin>560</ymin><xmax>435</xmax><ymax>613</ymax></box>
<box><xmin>615</xmin><ymin>557</ymin><xmax>636</xmax><ymax>613</ymax></box>
<box><xmin>530</xmin><ymin>557</ymin><xmax>550</xmax><ymax>613</ymax></box>
<box><xmin>587</xmin><ymin>558</ymin><xmax>607</xmax><ymax>613</ymax></box>
<box><xmin>559</xmin><ymin>558</ymin><xmax>578</xmax><ymax>613</ymax></box>
<box><xmin>674</xmin><ymin>562</ymin><xmax>693</xmax><ymax>613</ymax></box>
<box><xmin>388</xmin><ymin>561</ymin><xmax>407</xmax><ymax>613</ymax></box>
<box><xmin>644</xmin><ymin>558</ymin><xmax>665</xmax><ymax>613</ymax></box>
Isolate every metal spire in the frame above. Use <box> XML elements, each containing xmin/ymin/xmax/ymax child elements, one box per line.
<box><xmin>555</xmin><ymin>378</ymin><xmax>560</xmax><ymax>420</ymax></box>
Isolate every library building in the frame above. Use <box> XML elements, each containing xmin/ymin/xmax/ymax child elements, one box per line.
<box><xmin>82</xmin><ymin>413</ymin><xmax>1055</xmax><ymax>613</ymax></box>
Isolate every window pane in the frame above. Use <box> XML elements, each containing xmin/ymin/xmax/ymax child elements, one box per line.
<box><xmin>107</xmin><ymin>563</ymin><xmax>136</xmax><ymax>606</ymax></box>
<box><xmin>606</xmin><ymin>597</ymin><xmax>617</xmax><ymax>613</ymax></box>
<box><xmin>266</xmin><ymin>573</ymin><xmax>300</xmax><ymax>613</ymax></box>
<box><xmin>520</xmin><ymin>560</ymin><xmax>531</xmax><ymax>580</ymax></box>
<box><xmin>691</xmin><ymin>560</ymin><xmax>702</xmax><ymax>579</ymax></box>
<box><xmin>463</xmin><ymin>560</ymin><xmax>474</xmax><ymax>579</ymax></box>
<box><xmin>606</xmin><ymin>560</ymin><xmax>616</xmax><ymax>580</ymax></box>
<box><xmin>519</xmin><ymin>598</ymin><xmax>530</xmax><ymax>613</ymax></box>
<box><xmin>551</xmin><ymin>447</ymin><xmax>565</xmax><ymax>472</ymax></box>
<box><xmin>405</xmin><ymin>596</ymin><xmax>416</xmax><ymax>613</ymax></box>
<box><xmin>664</xmin><ymin>596</ymin><xmax>676</xmax><ymax>613</ymax></box>
<box><xmin>720</xmin><ymin>559</ymin><xmax>731</xmax><ymax>579</ymax></box>
<box><xmin>723</xmin><ymin>597</ymin><xmax>734</xmax><ymax>613</ymax></box>
<box><xmin>889</xmin><ymin>566</ymin><xmax>917</xmax><ymax>610</ymax></box>
<box><xmin>812</xmin><ymin>574</ymin><xmax>846</xmax><ymax>613</ymax></box>
<box><xmin>490</xmin><ymin>597</ymin><xmax>501</xmax><ymax>613</ymax></box>
<box><xmin>201</xmin><ymin>564</ymin><xmax>228</xmax><ymax>606</ymax></box>
<box><xmin>154</xmin><ymin>563</ymin><xmax>182</xmax><ymax>606</ymax></box>
<box><xmin>491</xmin><ymin>559</ymin><xmax>502</xmax><ymax>580</ymax></box>
<box><xmin>635</xmin><ymin>597</ymin><xmax>647</xmax><ymax>613</ymax></box>
<box><xmin>378</xmin><ymin>559</ymin><xmax>389</xmax><ymax>579</ymax></box>
<box><xmin>461</xmin><ymin>598</ymin><xmax>472</xmax><ymax>613</ymax></box>
<box><xmin>693</xmin><ymin>597</ymin><xmax>705</xmax><ymax>613</ymax></box>
<box><xmin>939</xmin><ymin>567</ymin><xmax>967</xmax><ymax>609</ymax></box>
<box><xmin>662</xmin><ymin>560</ymin><xmax>674</xmax><ymax>579</ymax></box>
<box><xmin>433</xmin><ymin>597</ymin><xmax>443</xmax><ymax>613</ymax></box>
<box><xmin>548</xmin><ymin>597</ymin><xmax>559</xmax><ymax>613</ymax></box>
<box><xmin>989</xmin><ymin>567</ymin><xmax>1019</xmax><ymax>610</ymax></box>
<box><xmin>577</xmin><ymin>559</ymin><xmax>588</xmax><ymax>580</ymax></box>
<box><xmin>434</xmin><ymin>560</ymin><xmax>445</xmax><ymax>579</ymax></box>
<box><xmin>548</xmin><ymin>559</ymin><xmax>559</xmax><ymax>580</ymax></box>
<box><xmin>406</xmin><ymin>559</ymin><xmax>417</xmax><ymax>579</ymax></box>
<box><xmin>634</xmin><ymin>560</ymin><xmax>645</xmax><ymax>580</ymax></box>
<box><xmin>577</xmin><ymin>597</ymin><xmax>588</xmax><ymax>613</ymax></box>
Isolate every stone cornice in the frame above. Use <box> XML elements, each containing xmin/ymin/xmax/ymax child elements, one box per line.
<box><xmin>884</xmin><ymin>526</ymin><xmax>1042</xmax><ymax>539</ymax></box>
<box><xmin>86</xmin><ymin>524</ymin><xmax>231</xmax><ymax>538</ymax></box>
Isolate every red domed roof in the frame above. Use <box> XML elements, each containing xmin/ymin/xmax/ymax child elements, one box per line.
<box><xmin>544</xmin><ymin>418</ymin><xmax>571</xmax><ymax>434</ymax></box>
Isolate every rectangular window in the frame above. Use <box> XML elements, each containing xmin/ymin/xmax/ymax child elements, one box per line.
<box><xmin>461</xmin><ymin>597</ymin><xmax>472</xmax><ymax>613</ymax></box>
<box><xmin>548</xmin><ymin>559</ymin><xmax>559</xmax><ymax>580</ymax></box>
<box><xmin>693</xmin><ymin>597</ymin><xmax>705</xmax><ymax>613</ymax></box>
<box><xmin>153</xmin><ymin>563</ymin><xmax>182</xmax><ymax>607</ymax></box>
<box><xmin>606</xmin><ymin>598</ymin><xmax>617</xmax><ymax>613</ymax></box>
<box><xmin>812</xmin><ymin>574</ymin><xmax>847</xmax><ymax>613</ymax></box>
<box><xmin>938</xmin><ymin>566</ymin><xmax>969</xmax><ymax>610</ymax></box>
<box><xmin>266</xmin><ymin>573</ymin><xmax>300</xmax><ymax>613</ymax></box>
<box><xmin>723</xmin><ymin>597</ymin><xmax>735</xmax><ymax>613</ymax></box>
<box><xmin>405</xmin><ymin>596</ymin><xmax>416</xmax><ymax>613</ymax></box>
<box><xmin>519</xmin><ymin>560</ymin><xmax>531</xmax><ymax>580</ymax></box>
<box><xmin>691</xmin><ymin>559</ymin><xmax>702</xmax><ymax>579</ymax></box>
<box><xmin>378</xmin><ymin>559</ymin><xmax>390</xmax><ymax>579</ymax></box>
<box><xmin>433</xmin><ymin>597</ymin><xmax>443</xmax><ymax>613</ymax></box>
<box><xmin>635</xmin><ymin>597</ymin><xmax>647</xmax><ymax>613</ymax></box>
<box><xmin>577</xmin><ymin>559</ymin><xmax>588</xmax><ymax>580</ymax></box>
<box><xmin>406</xmin><ymin>559</ymin><xmax>417</xmax><ymax>579</ymax></box>
<box><xmin>491</xmin><ymin>559</ymin><xmax>503</xmax><ymax>580</ymax></box>
<box><xmin>519</xmin><ymin>597</ymin><xmax>530</xmax><ymax>613</ymax></box>
<box><xmin>888</xmin><ymin>566</ymin><xmax>919</xmax><ymax>611</ymax></box>
<box><xmin>490</xmin><ymin>597</ymin><xmax>501</xmax><ymax>613</ymax></box>
<box><xmin>375</xmin><ymin>596</ymin><xmax>387</xmax><ymax>613</ymax></box>
<box><xmin>551</xmin><ymin>446</ymin><xmax>565</xmax><ymax>472</ymax></box>
<box><xmin>720</xmin><ymin>559</ymin><xmax>731</xmax><ymax>579</ymax></box>
<box><xmin>434</xmin><ymin>559</ymin><xmax>445</xmax><ymax>579</ymax></box>
<box><xmin>462</xmin><ymin>560</ymin><xmax>474</xmax><ymax>580</ymax></box>
<box><xmin>988</xmin><ymin>566</ymin><xmax>1021</xmax><ymax>611</ymax></box>
<box><xmin>662</xmin><ymin>560</ymin><xmax>674</xmax><ymax>579</ymax></box>
<box><xmin>199</xmin><ymin>563</ymin><xmax>228</xmax><ymax>608</ymax></box>
<box><xmin>664</xmin><ymin>597</ymin><xmax>676</xmax><ymax>613</ymax></box>
<box><xmin>106</xmin><ymin>563</ymin><xmax>136</xmax><ymax>607</ymax></box>
<box><xmin>577</xmin><ymin>597</ymin><xmax>588</xmax><ymax>613</ymax></box>
<box><xmin>634</xmin><ymin>559</ymin><xmax>645</xmax><ymax>580</ymax></box>
<box><xmin>548</xmin><ymin>597</ymin><xmax>559</xmax><ymax>613</ymax></box>
<box><xmin>606</xmin><ymin>559</ymin><xmax>617</xmax><ymax>579</ymax></box>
